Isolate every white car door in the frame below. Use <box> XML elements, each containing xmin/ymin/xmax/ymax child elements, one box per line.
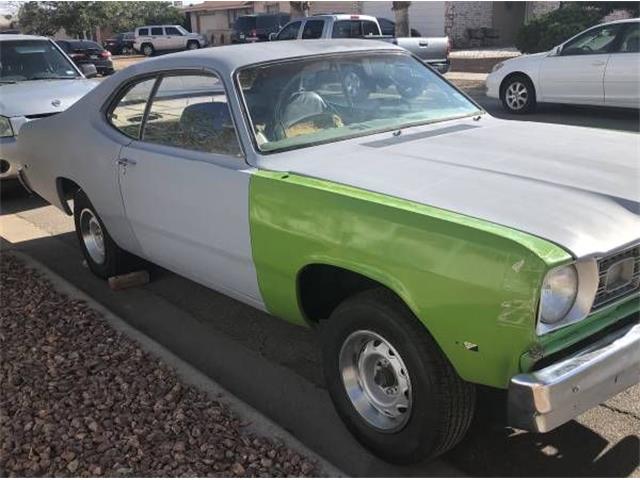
<box><xmin>164</xmin><ymin>26</ymin><xmax>185</xmax><ymax>50</ymax></box>
<box><xmin>114</xmin><ymin>72</ymin><xmax>263</xmax><ymax>309</ymax></box>
<box><xmin>149</xmin><ymin>26</ymin><xmax>167</xmax><ymax>50</ymax></box>
<box><xmin>604</xmin><ymin>22</ymin><xmax>640</xmax><ymax>108</ymax></box>
<box><xmin>539</xmin><ymin>23</ymin><xmax>624</xmax><ymax>105</ymax></box>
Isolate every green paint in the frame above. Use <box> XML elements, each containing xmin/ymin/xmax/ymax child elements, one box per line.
<box><xmin>250</xmin><ymin>171</ymin><xmax>577</xmax><ymax>388</ymax></box>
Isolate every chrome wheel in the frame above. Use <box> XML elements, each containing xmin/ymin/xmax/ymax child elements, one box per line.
<box><xmin>143</xmin><ymin>45</ymin><xmax>153</xmax><ymax>56</ymax></box>
<box><xmin>79</xmin><ymin>208</ymin><xmax>105</xmax><ymax>265</ymax></box>
<box><xmin>339</xmin><ymin>330</ymin><xmax>412</xmax><ymax>432</ymax></box>
<box><xmin>505</xmin><ymin>81</ymin><xmax>528</xmax><ymax>110</ymax></box>
<box><xmin>187</xmin><ymin>42</ymin><xmax>199</xmax><ymax>50</ymax></box>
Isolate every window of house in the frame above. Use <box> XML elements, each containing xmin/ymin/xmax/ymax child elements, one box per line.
<box><xmin>141</xmin><ymin>74</ymin><xmax>241</xmax><ymax>156</ymax></box>
<box><xmin>302</xmin><ymin>20</ymin><xmax>324</xmax><ymax>39</ymax></box>
<box><xmin>108</xmin><ymin>77</ymin><xmax>156</xmax><ymax>139</ymax></box>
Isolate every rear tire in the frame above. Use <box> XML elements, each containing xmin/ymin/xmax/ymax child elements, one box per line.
<box><xmin>321</xmin><ymin>288</ymin><xmax>475</xmax><ymax>464</ymax></box>
<box><xmin>500</xmin><ymin>74</ymin><xmax>536</xmax><ymax>114</ymax></box>
<box><xmin>141</xmin><ymin>43</ymin><xmax>154</xmax><ymax>57</ymax></box>
<box><xmin>73</xmin><ymin>190</ymin><xmax>142</xmax><ymax>279</ymax></box>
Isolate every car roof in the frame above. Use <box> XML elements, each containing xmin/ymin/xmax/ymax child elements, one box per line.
<box><xmin>304</xmin><ymin>14</ymin><xmax>378</xmax><ymax>21</ymax></box>
<box><xmin>0</xmin><ymin>34</ymin><xmax>50</xmax><ymax>42</ymax></box>
<box><xmin>126</xmin><ymin>39</ymin><xmax>403</xmax><ymax>77</ymax></box>
<box><xmin>606</xmin><ymin>17</ymin><xmax>639</xmax><ymax>25</ymax></box>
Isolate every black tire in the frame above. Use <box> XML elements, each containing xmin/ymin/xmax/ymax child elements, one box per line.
<box><xmin>186</xmin><ymin>40</ymin><xmax>200</xmax><ymax>50</ymax></box>
<box><xmin>73</xmin><ymin>189</ymin><xmax>141</xmax><ymax>279</ymax></box>
<box><xmin>500</xmin><ymin>74</ymin><xmax>536</xmax><ymax>114</ymax></box>
<box><xmin>141</xmin><ymin>43</ymin><xmax>155</xmax><ymax>57</ymax></box>
<box><xmin>321</xmin><ymin>288</ymin><xmax>475</xmax><ymax>464</ymax></box>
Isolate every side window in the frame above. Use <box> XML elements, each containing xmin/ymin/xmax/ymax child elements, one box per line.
<box><xmin>151</xmin><ymin>27</ymin><xmax>164</xmax><ymax>36</ymax></box>
<box><xmin>277</xmin><ymin>21</ymin><xmax>301</xmax><ymax>40</ymax></box>
<box><xmin>141</xmin><ymin>74</ymin><xmax>241</xmax><ymax>157</ymax></box>
<box><xmin>108</xmin><ymin>78</ymin><xmax>156</xmax><ymax>139</ymax></box>
<box><xmin>138</xmin><ymin>28</ymin><xmax>149</xmax><ymax>36</ymax></box>
<box><xmin>165</xmin><ymin>26</ymin><xmax>182</xmax><ymax>36</ymax></box>
<box><xmin>362</xmin><ymin>21</ymin><xmax>379</xmax><ymax>36</ymax></box>
<box><xmin>561</xmin><ymin>25</ymin><xmax>622</xmax><ymax>56</ymax></box>
<box><xmin>332</xmin><ymin>20</ymin><xmax>361</xmax><ymax>38</ymax></box>
<box><xmin>617</xmin><ymin>24</ymin><xmax>639</xmax><ymax>53</ymax></box>
<box><xmin>302</xmin><ymin>20</ymin><xmax>324</xmax><ymax>39</ymax></box>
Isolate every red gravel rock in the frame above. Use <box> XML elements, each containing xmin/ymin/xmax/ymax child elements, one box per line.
<box><xmin>0</xmin><ymin>254</ymin><xmax>319</xmax><ymax>477</ymax></box>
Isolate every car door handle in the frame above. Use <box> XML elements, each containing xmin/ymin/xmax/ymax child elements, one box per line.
<box><xmin>117</xmin><ymin>158</ymin><xmax>136</xmax><ymax>166</ymax></box>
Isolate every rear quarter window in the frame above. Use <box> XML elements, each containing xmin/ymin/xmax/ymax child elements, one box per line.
<box><xmin>138</xmin><ymin>28</ymin><xmax>149</xmax><ymax>36</ymax></box>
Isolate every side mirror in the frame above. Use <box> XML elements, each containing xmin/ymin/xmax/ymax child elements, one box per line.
<box><xmin>269</xmin><ymin>32</ymin><xmax>277</xmax><ymax>41</ymax></box>
<box><xmin>552</xmin><ymin>45</ymin><xmax>562</xmax><ymax>56</ymax></box>
<box><xmin>79</xmin><ymin>63</ymin><xmax>98</xmax><ymax>78</ymax></box>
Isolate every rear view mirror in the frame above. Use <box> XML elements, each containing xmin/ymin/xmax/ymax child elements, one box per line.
<box><xmin>80</xmin><ymin>63</ymin><xmax>98</xmax><ymax>78</ymax></box>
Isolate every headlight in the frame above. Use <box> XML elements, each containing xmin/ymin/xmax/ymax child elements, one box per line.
<box><xmin>0</xmin><ymin>116</ymin><xmax>14</xmax><ymax>138</ymax></box>
<box><xmin>540</xmin><ymin>265</ymin><xmax>578</xmax><ymax>324</ymax></box>
<box><xmin>491</xmin><ymin>62</ymin><xmax>505</xmax><ymax>73</ymax></box>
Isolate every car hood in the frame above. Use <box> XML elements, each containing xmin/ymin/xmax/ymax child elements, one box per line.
<box><xmin>0</xmin><ymin>78</ymin><xmax>99</xmax><ymax>117</ymax></box>
<box><xmin>258</xmin><ymin>116</ymin><xmax>639</xmax><ymax>258</ymax></box>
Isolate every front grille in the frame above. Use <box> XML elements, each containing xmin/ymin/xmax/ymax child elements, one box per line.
<box><xmin>592</xmin><ymin>244</ymin><xmax>640</xmax><ymax>310</ymax></box>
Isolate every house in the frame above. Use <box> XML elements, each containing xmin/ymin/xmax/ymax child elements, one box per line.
<box><xmin>183</xmin><ymin>1</ymin><xmax>560</xmax><ymax>47</ymax></box>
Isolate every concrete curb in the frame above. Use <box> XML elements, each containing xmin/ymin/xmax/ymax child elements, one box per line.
<box><xmin>11</xmin><ymin>250</ymin><xmax>345</xmax><ymax>478</ymax></box>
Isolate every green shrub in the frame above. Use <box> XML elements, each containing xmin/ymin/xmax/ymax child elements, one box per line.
<box><xmin>515</xmin><ymin>5</ymin><xmax>603</xmax><ymax>53</ymax></box>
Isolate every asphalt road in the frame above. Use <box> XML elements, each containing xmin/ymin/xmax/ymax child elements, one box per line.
<box><xmin>1</xmin><ymin>99</ymin><xmax>639</xmax><ymax>477</ymax></box>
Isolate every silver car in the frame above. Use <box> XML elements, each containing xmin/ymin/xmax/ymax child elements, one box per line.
<box><xmin>0</xmin><ymin>34</ymin><xmax>99</xmax><ymax>180</ymax></box>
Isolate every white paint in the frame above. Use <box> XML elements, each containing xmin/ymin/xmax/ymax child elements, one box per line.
<box><xmin>361</xmin><ymin>1</ymin><xmax>445</xmax><ymax>37</ymax></box>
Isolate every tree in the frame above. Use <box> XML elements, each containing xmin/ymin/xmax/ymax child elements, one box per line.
<box><xmin>289</xmin><ymin>2</ymin><xmax>310</xmax><ymax>19</ymax></box>
<box><xmin>581</xmin><ymin>2</ymin><xmax>640</xmax><ymax>17</ymax></box>
<box><xmin>392</xmin><ymin>2</ymin><xmax>411</xmax><ymax>37</ymax></box>
<box><xmin>18</xmin><ymin>1</ymin><xmax>184</xmax><ymax>38</ymax></box>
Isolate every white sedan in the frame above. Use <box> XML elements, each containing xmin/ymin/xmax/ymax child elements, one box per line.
<box><xmin>487</xmin><ymin>18</ymin><xmax>639</xmax><ymax>113</ymax></box>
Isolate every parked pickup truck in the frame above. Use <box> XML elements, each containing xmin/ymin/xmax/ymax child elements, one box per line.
<box><xmin>16</xmin><ymin>40</ymin><xmax>640</xmax><ymax>464</ymax></box>
<box><xmin>271</xmin><ymin>14</ymin><xmax>451</xmax><ymax>73</ymax></box>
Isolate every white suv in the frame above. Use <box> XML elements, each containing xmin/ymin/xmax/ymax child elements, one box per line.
<box><xmin>133</xmin><ymin>25</ymin><xmax>208</xmax><ymax>56</ymax></box>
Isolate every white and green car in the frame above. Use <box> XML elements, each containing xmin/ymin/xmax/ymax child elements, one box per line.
<box><xmin>16</xmin><ymin>40</ymin><xmax>640</xmax><ymax>464</ymax></box>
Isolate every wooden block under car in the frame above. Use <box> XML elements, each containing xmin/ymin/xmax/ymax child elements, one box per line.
<box><xmin>108</xmin><ymin>270</ymin><xmax>150</xmax><ymax>290</ymax></box>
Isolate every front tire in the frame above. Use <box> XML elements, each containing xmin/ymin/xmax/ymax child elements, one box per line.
<box><xmin>186</xmin><ymin>40</ymin><xmax>200</xmax><ymax>50</ymax></box>
<box><xmin>74</xmin><ymin>190</ymin><xmax>141</xmax><ymax>279</ymax></box>
<box><xmin>500</xmin><ymin>74</ymin><xmax>536</xmax><ymax>114</ymax></box>
<box><xmin>321</xmin><ymin>289</ymin><xmax>475</xmax><ymax>464</ymax></box>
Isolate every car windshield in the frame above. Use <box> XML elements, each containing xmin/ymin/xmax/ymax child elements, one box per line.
<box><xmin>0</xmin><ymin>40</ymin><xmax>80</xmax><ymax>82</ymax></box>
<box><xmin>237</xmin><ymin>52</ymin><xmax>481</xmax><ymax>153</ymax></box>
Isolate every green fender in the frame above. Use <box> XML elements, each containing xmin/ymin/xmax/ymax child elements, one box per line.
<box><xmin>249</xmin><ymin>170</ymin><xmax>571</xmax><ymax>388</ymax></box>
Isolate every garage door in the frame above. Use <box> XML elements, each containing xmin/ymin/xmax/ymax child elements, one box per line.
<box><xmin>361</xmin><ymin>1</ymin><xmax>445</xmax><ymax>37</ymax></box>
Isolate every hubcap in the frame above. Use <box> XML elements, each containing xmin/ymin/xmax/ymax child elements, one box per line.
<box><xmin>79</xmin><ymin>208</ymin><xmax>105</xmax><ymax>265</ymax></box>
<box><xmin>339</xmin><ymin>330</ymin><xmax>412</xmax><ymax>432</ymax></box>
<box><xmin>505</xmin><ymin>81</ymin><xmax>528</xmax><ymax>110</ymax></box>
<box><xmin>143</xmin><ymin>46</ymin><xmax>152</xmax><ymax>55</ymax></box>
<box><xmin>188</xmin><ymin>42</ymin><xmax>198</xmax><ymax>49</ymax></box>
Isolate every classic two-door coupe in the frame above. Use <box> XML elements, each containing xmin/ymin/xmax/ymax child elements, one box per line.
<box><xmin>16</xmin><ymin>40</ymin><xmax>640</xmax><ymax>464</ymax></box>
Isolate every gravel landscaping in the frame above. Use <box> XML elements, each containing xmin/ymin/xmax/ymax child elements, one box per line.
<box><xmin>0</xmin><ymin>254</ymin><xmax>319</xmax><ymax>477</ymax></box>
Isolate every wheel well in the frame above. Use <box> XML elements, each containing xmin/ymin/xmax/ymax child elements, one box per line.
<box><xmin>298</xmin><ymin>264</ymin><xmax>391</xmax><ymax>323</ymax></box>
<box><xmin>499</xmin><ymin>72</ymin><xmax>534</xmax><ymax>97</ymax></box>
<box><xmin>56</xmin><ymin>177</ymin><xmax>81</xmax><ymax>215</ymax></box>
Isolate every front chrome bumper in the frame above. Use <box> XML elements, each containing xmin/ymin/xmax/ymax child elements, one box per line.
<box><xmin>508</xmin><ymin>322</ymin><xmax>640</xmax><ymax>433</ymax></box>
